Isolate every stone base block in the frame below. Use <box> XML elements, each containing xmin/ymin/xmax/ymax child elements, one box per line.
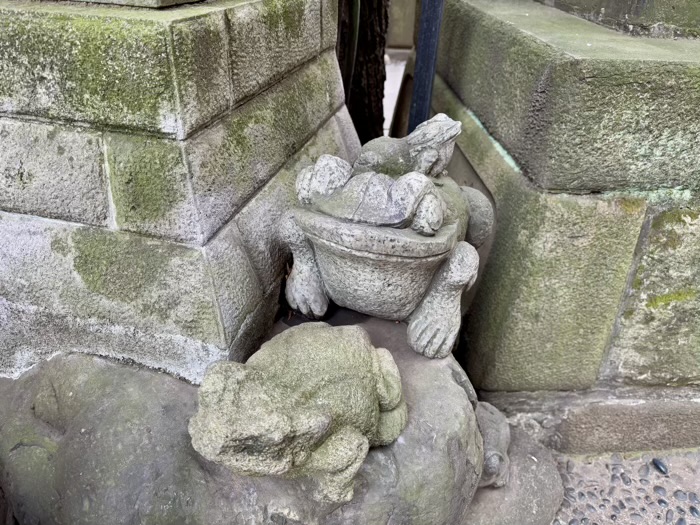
<box><xmin>438</xmin><ymin>0</ymin><xmax>700</xmax><ymax>193</ymax></box>
<box><xmin>433</xmin><ymin>77</ymin><xmax>646</xmax><ymax>391</ymax></box>
<box><xmin>484</xmin><ymin>387</ymin><xmax>700</xmax><ymax>454</ymax></box>
<box><xmin>0</xmin><ymin>309</ymin><xmax>483</xmax><ymax>525</ymax></box>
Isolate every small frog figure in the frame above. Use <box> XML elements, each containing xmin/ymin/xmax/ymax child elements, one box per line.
<box><xmin>280</xmin><ymin>114</ymin><xmax>494</xmax><ymax>358</ymax></box>
<box><xmin>188</xmin><ymin>323</ymin><xmax>407</xmax><ymax>503</ymax></box>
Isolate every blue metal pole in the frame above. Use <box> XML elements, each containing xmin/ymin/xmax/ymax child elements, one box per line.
<box><xmin>408</xmin><ymin>0</ymin><xmax>445</xmax><ymax>133</ymax></box>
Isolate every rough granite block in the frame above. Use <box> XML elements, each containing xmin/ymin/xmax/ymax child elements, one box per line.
<box><xmin>437</xmin><ymin>0</ymin><xmax>700</xmax><ymax>193</ymax></box>
<box><xmin>433</xmin><ymin>77</ymin><xmax>646</xmax><ymax>391</ymax></box>
<box><xmin>171</xmin><ymin>11</ymin><xmax>233</xmax><ymax>138</ymax></box>
<box><xmin>321</xmin><ymin>0</ymin><xmax>339</xmax><ymax>49</ymax></box>
<box><xmin>484</xmin><ymin>387</ymin><xmax>700</xmax><ymax>453</ymax></box>
<box><xmin>235</xmin><ymin>110</ymin><xmax>356</xmax><ymax>291</ymax></box>
<box><xmin>0</xmin><ymin>213</ymin><xmax>223</xmax><ymax>347</ymax></box>
<box><xmin>536</xmin><ymin>0</ymin><xmax>700</xmax><ymax>37</ymax></box>
<box><xmin>0</xmin><ymin>5</ymin><xmax>178</xmax><ymax>135</ymax></box>
<box><xmin>227</xmin><ymin>0</ymin><xmax>322</xmax><ymax>101</ymax></box>
<box><xmin>334</xmin><ymin>105</ymin><xmax>362</xmax><ymax>162</ymax></box>
<box><xmin>0</xmin><ymin>118</ymin><xmax>108</xmax><ymax>226</ymax></box>
<box><xmin>187</xmin><ymin>50</ymin><xmax>345</xmax><ymax>241</ymax></box>
<box><xmin>105</xmin><ymin>133</ymin><xmax>201</xmax><ymax>243</ymax></box>
<box><xmin>603</xmin><ymin>208</ymin><xmax>700</xmax><ymax>387</ymax></box>
<box><xmin>203</xmin><ymin>220</ymin><xmax>263</xmax><ymax>345</ymax></box>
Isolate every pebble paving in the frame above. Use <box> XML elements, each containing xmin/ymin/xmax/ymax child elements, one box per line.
<box><xmin>552</xmin><ymin>450</ymin><xmax>700</xmax><ymax>525</ymax></box>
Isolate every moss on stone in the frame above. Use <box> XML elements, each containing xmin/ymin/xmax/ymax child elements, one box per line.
<box><xmin>107</xmin><ymin>135</ymin><xmax>186</xmax><ymax>224</ymax></box>
<box><xmin>646</xmin><ymin>288</ymin><xmax>698</xmax><ymax>310</ymax></box>
<box><xmin>0</xmin><ymin>10</ymin><xmax>176</xmax><ymax>133</ymax></box>
<box><xmin>652</xmin><ymin>209</ymin><xmax>700</xmax><ymax>230</ymax></box>
<box><xmin>72</xmin><ymin>228</ymin><xmax>175</xmax><ymax>304</ymax></box>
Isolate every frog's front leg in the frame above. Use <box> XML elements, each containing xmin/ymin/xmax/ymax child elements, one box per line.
<box><xmin>304</xmin><ymin>426</ymin><xmax>369</xmax><ymax>503</ymax></box>
<box><xmin>407</xmin><ymin>241</ymin><xmax>479</xmax><ymax>358</ymax></box>
<box><xmin>279</xmin><ymin>212</ymin><xmax>328</xmax><ymax>318</ymax></box>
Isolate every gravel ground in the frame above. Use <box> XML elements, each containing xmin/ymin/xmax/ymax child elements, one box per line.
<box><xmin>552</xmin><ymin>450</ymin><xmax>700</xmax><ymax>525</ymax></box>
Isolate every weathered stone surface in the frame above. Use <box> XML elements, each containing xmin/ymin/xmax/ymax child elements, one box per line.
<box><xmin>0</xmin><ymin>310</ymin><xmax>483</xmax><ymax>525</ymax></box>
<box><xmin>484</xmin><ymin>387</ymin><xmax>700</xmax><ymax>454</ymax></box>
<box><xmin>190</xmin><ymin>323</ymin><xmax>408</xmax><ymax>503</ymax></box>
<box><xmin>437</xmin><ymin>0</ymin><xmax>700</xmax><ymax>193</ymax></box>
<box><xmin>171</xmin><ymin>11</ymin><xmax>233</xmax><ymax>137</ymax></box>
<box><xmin>203</xmin><ymin>219</ymin><xmax>263</xmax><ymax>346</ymax></box>
<box><xmin>0</xmin><ymin>297</ymin><xmax>227</xmax><ymax>384</ymax></box>
<box><xmin>387</xmin><ymin>0</ymin><xmax>416</xmax><ymax>48</ymax></box>
<box><xmin>235</xmin><ymin>112</ymin><xmax>355</xmax><ymax>291</ymax></box>
<box><xmin>321</xmin><ymin>0</ymin><xmax>339</xmax><ymax>49</ymax></box>
<box><xmin>334</xmin><ymin>105</ymin><xmax>363</xmax><ymax>161</ymax></box>
<box><xmin>0</xmin><ymin>4</ymin><xmax>178</xmax><ymax>135</ymax></box>
<box><xmin>604</xmin><ymin>208</ymin><xmax>700</xmax><ymax>387</ymax></box>
<box><xmin>538</xmin><ymin>0</ymin><xmax>700</xmax><ymax>37</ymax></box>
<box><xmin>228</xmin><ymin>287</ymin><xmax>280</xmax><ymax>362</ymax></box>
<box><xmin>227</xmin><ymin>0</ymin><xmax>321</xmax><ymax>101</ymax></box>
<box><xmin>187</xmin><ymin>50</ymin><xmax>345</xmax><ymax>240</ymax></box>
<box><xmin>0</xmin><ymin>0</ymin><xmax>326</xmax><ymax>138</ymax></box>
<box><xmin>464</xmin><ymin>428</ymin><xmax>563</xmax><ymax>525</ymax></box>
<box><xmin>0</xmin><ymin>118</ymin><xmax>108</xmax><ymax>226</ymax></box>
<box><xmin>433</xmin><ymin>77</ymin><xmax>646</xmax><ymax>391</ymax></box>
<box><xmin>0</xmin><ymin>212</ymin><xmax>233</xmax><ymax>382</ymax></box>
<box><xmin>105</xmin><ymin>132</ymin><xmax>201</xmax><ymax>242</ymax></box>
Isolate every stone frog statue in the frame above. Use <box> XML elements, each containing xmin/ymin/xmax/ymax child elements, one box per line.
<box><xmin>280</xmin><ymin>114</ymin><xmax>494</xmax><ymax>359</ymax></box>
<box><xmin>188</xmin><ymin>323</ymin><xmax>408</xmax><ymax>503</ymax></box>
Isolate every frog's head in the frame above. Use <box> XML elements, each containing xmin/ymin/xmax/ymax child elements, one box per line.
<box><xmin>407</xmin><ymin>114</ymin><xmax>462</xmax><ymax>177</ymax></box>
<box><xmin>189</xmin><ymin>363</ymin><xmax>332</xmax><ymax>476</ymax></box>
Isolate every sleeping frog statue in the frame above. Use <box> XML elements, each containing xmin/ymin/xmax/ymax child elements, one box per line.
<box><xmin>280</xmin><ymin>113</ymin><xmax>494</xmax><ymax>359</ymax></box>
<box><xmin>188</xmin><ymin>323</ymin><xmax>408</xmax><ymax>503</ymax></box>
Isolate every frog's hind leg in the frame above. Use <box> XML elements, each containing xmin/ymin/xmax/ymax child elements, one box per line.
<box><xmin>279</xmin><ymin>212</ymin><xmax>328</xmax><ymax>319</ymax></box>
<box><xmin>305</xmin><ymin>426</ymin><xmax>369</xmax><ymax>503</ymax></box>
<box><xmin>407</xmin><ymin>241</ymin><xmax>479</xmax><ymax>358</ymax></box>
<box><xmin>374</xmin><ymin>399</ymin><xmax>408</xmax><ymax>446</ymax></box>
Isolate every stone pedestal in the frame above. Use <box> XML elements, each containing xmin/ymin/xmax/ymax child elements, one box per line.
<box><xmin>435</xmin><ymin>0</ymin><xmax>700</xmax><ymax>392</ymax></box>
<box><xmin>0</xmin><ymin>0</ymin><xmax>360</xmax><ymax>383</ymax></box>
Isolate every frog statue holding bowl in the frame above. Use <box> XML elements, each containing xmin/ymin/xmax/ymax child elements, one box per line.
<box><xmin>280</xmin><ymin>114</ymin><xmax>494</xmax><ymax>359</ymax></box>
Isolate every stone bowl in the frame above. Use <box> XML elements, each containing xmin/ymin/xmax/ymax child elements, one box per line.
<box><xmin>295</xmin><ymin>209</ymin><xmax>460</xmax><ymax>320</ymax></box>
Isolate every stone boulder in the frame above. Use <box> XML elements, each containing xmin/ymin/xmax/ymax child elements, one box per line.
<box><xmin>0</xmin><ymin>309</ymin><xmax>483</xmax><ymax>525</ymax></box>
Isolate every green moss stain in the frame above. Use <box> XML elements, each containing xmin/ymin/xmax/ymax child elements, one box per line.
<box><xmin>261</xmin><ymin>0</ymin><xmax>305</xmax><ymax>37</ymax></box>
<box><xmin>0</xmin><ymin>12</ymin><xmax>175</xmax><ymax>131</ymax></box>
<box><xmin>646</xmin><ymin>288</ymin><xmax>698</xmax><ymax>310</ymax></box>
<box><xmin>107</xmin><ymin>134</ymin><xmax>186</xmax><ymax>225</ymax></box>
<box><xmin>72</xmin><ymin>228</ymin><xmax>174</xmax><ymax>303</ymax></box>
<box><xmin>618</xmin><ymin>198</ymin><xmax>646</xmax><ymax>216</ymax></box>
<box><xmin>652</xmin><ymin>209</ymin><xmax>700</xmax><ymax>230</ymax></box>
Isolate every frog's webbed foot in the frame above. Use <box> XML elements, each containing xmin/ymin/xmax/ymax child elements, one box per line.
<box><xmin>305</xmin><ymin>427</ymin><xmax>369</xmax><ymax>503</ymax></box>
<box><xmin>279</xmin><ymin>213</ymin><xmax>328</xmax><ymax>319</ymax></box>
<box><xmin>407</xmin><ymin>241</ymin><xmax>479</xmax><ymax>358</ymax></box>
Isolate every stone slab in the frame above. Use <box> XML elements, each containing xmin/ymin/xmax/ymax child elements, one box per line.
<box><xmin>0</xmin><ymin>0</ymin><xmax>326</xmax><ymax>139</ymax></box>
<box><xmin>227</xmin><ymin>0</ymin><xmax>322</xmax><ymax>101</ymax></box>
<box><xmin>603</xmin><ymin>208</ymin><xmax>700</xmax><ymax>387</ymax></box>
<box><xmin>105</xmin><ymin>132</ymin><xmax>202</xmax><ymax>243</ymax></box>
<box><xmin>54</xmin><ymin>0</ymin><xmax>200</xmax><ymax>7</ymax></box>
<box><xmin>0</xmin><ymin>309</ymin><xmax>483</xmax><ymax>525</ymax></box>
<box><xmin>321</xmin><ymin>0</ymin><xmax>339</xmax><ymax>50</ymax></box>
<box><xmin>0</xmin><ymin>211</ymin><xmax>268</xmax><ymax>382</ymax></box>
<box><xmin>433</xmin><ymin>77</ymin><xmax>646</xmax><ymax>391</ymax></box>
<box><xmin>437</xmin><ymin>0</ymin><xmax>700</xmax><ymax>193</ymax></box>
<box><xmin>538</xmin><ymin>0</ymin><xmax>700</xmax><ymax>37</ymax></box>
<box><xmin>0</xmin><ymin>4</ymin><xmax>179</xmax><ymax>136</ymax></box>
<box><xmin>188</xmin><ymin>50</ymin><xmax>345</xmax><ymax>241</ymax></box>
<box><xmin>0</xmin><ymin>118</ymin><xmax>109</xmax><ymax>226</ymax></box>
<box><xmin>484</xmin><ymin>387</ymin><xmax>700</xmax><ymax>454</ymax></box>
